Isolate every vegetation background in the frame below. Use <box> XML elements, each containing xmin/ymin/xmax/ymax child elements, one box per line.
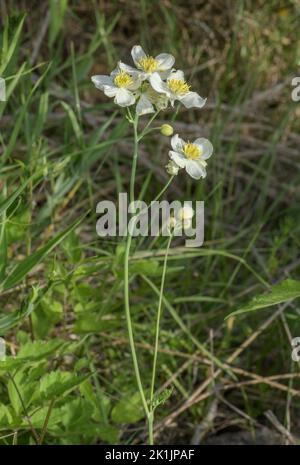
<box><xmin>0</xmin><ymin>0</ymin><xmax>300</xmax><ymax>445</ymax></box>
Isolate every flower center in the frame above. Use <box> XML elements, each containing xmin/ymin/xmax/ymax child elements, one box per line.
<box><xmin>183</xmin><ymin>143</ymin><xmax>202</xmax><ymax>160</ymax></box>
<box><xmin>138</xmin><ymin>56</ymin><xmax>158</xmax><ymax>73</ymax></box>
<box><xmin>114</xmin><ymin>71</ymin><xmax>133</xmax><ymax>88</ymax></box>
<box><xmin>167</xmin><ymin>78</ymin><xmax>190</xmax><ymax>95</ymax></box>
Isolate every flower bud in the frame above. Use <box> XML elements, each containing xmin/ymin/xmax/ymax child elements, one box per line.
<box><xmin>160</xmin><ymin>124</ymin><xmax>174</xmax><ymax>136</ymax></box>
<box><xmin>166</xmin><ymin>216</ymin><xmax>177</xmax><ymax>235</ymax></box>
<box><xmin>166</xmin><ymin>161</ymin><xmax>180</xmax><ymax>176</ymax></box>
<box><xmin>177</xmin><ymin>205</ymin><xmax>194</xmax><ymax>221</ymax></box>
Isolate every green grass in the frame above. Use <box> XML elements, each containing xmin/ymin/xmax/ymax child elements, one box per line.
<box><xmin>0</xmin><ymin>0</ymin><xmax>300</xmax><ymax>445</ymax></box>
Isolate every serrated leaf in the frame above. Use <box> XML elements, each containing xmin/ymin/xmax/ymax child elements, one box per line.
<box><xmin>17</xmin><ymin>339</ymin><xmax>64</xmax><ymax>360</ymax></box>
<box><xmin>152</xmin><ymin>387</ymin><xmax>173</xmax><ymax>410</ymax></box>
<box><xmin>33</xmin><ymin>370</ymin><xmax>89</xmax><ymax>403</ymax></box>
<box><xmin>111</xmin><ymin>392</ymin><xmax>145</xmax><ymax>424</ymax></box>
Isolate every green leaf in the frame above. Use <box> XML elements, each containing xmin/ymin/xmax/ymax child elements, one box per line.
<box><xmin>17</xmin><ymin>339</ymin><xmax>64</xmax><ymax>361</ymax></box>
<box><xmin>0</xmin><ymin>340</ymin><xmax>67</xmax><ymax>374</ymax></box>
<box><xmin>152</xmin><ymin>387</ymin><xmax>173</xmax><ymax>410</ymax></box>
<box><xmin>0</xmin><ymin>213</ymin><xmax>86</xmax><ymax>291</ymax></box>
<box><xmin>49</xmin><ymin>0</ymin><xmax>68</xmax><ymax>46</ymax></box>
<box><xmin>74</xmin><ymin>314</ymin><xmax>120</xmax><ymax>334</ymax></box>
<box><xmin>0</xmin><ymin>16</ymin><xmax>25</xmax><ymax>75</ymax></box>
<box><xmin>111</xmin><ymin>392</ymin><xmax>145</xmax><ymax>424</ymax></box>
<box><xmin>0</xmin><ymin>177</ymin><xmax>32</xmax><ymax>217</ymax></box>
<box><xmin>33</xmin><ymin>370</ymin><xmax>89</xmax><ymax>403</ymax></box>
<box><xmin>226</xmin><ymin>279</ymin><xmax>300</xmax><ymax>319</ymax></box>
<box><xmin>0</xmin><ymin>404</ymin><xmax>13</xmax><ymax>428</ymax></box>
<box><xmin>61</xmin><ymin>101</ymin><xmax>82</xmax><ymax>144</ymax></box>
<box><xmin>0</xmin><ymin>285</ymin><xmax>40</xmax><ymax>333</ymax></box>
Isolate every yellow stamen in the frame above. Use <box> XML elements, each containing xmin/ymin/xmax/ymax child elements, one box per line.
<box><xmin>168</xmin><ymin>78</ymin><xmax>190</xmax><ymax>95</ymax></box>
<box><xmin>183</xmin><ymin>142</ymin><xmax>202</xmax><ymax>160</ymax></box>
<box><xmin>138</xmin><ymin>56</ymin><xmax>158</xmax><ymax>73</ymax></box>
<box><xmin>114</xmin><ymin>71</ymin><xmax>133</xmax><ymax>88</ymax></box>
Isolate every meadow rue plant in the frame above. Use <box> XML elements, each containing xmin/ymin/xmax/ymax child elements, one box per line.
<box><xmin>91</xmin><ymin>45</ymin><xmax>213</xmax><ymax>445</ymax></box>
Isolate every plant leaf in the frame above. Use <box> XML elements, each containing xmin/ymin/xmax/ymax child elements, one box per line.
<box><xmin>226</xmin><ymin>279</ymin><xmax>300</xmax><ymax>319</ymax></box>
<box><xmin>0</xmin><ymin>213</ymin><xmax>86</xmax><ymax>291</ymax></box>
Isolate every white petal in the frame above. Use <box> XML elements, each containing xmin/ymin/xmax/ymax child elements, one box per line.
<box><xmin>114</xmin><ymin>88</ymin><xmax>135</xmax><ymax>107</ymax></box>
<box><xmin>91</xmin><ymin>75</ymin><xmax>114</xmax><ymax>90</ymax></box>
<box><xmin>169</xmin><ymin>70</ymin><xmax>185</xmax><ymax>81</ymax></box>
<box><xmin>136</xmin><ymin>95</ymin><xmax>155</xmax><ymax>115</ymax></box>
<box><xmin>185</xmin><ymin>161</ymin><xmax>206</xmax><ymax>179</ymax></box>
<box><xmin>169</xmin><ymin>150</ymin><xmax>187</xmax><ymax>168</ymax></box>
<box><xmin>118</xmin><ymin>61</ymin><xmax>139</xmax><ymax>76</ymax></box>
<box><xmin>149</xmin><ymin>72</ymin><xmax>169</xmax><ymax>95</ymax></box>
<box><xmin>158</xmin><ymin>70</ymin><xmax>173</xmax><ymax>80</ymax></box>
<box><xmin>131</xmin><ymin>45</ymin><xmax>146</xmax><ymax>66</ymax></box>
<box><xmin>156</xmin><ymin>53</ymin><xmax>175</xmax><ymax>70</ymax></box>
<box><xmin>180</xmin><ymin>92</ymin><xmax>206</xmax><ymax>109</ymax></box>
<box><xmin>103</xmin><ymin>85</ymin><xmax>118</xmax><ymax>97</ymax></box>
<box><xmin>171</xmin><ymin>134</ymin><xmax>185</xmax><ymax>152</ymax></box>
<box><xmin>194</xmin><ymin>138</ymin><xmax>213</xmax><ymax>159</ymax></box>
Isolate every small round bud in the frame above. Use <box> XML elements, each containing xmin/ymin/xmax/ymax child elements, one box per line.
<box><xmin>166</xmin><ymin>161</ymin><xmax>180</xmax><ymax>176</ymax></box>
<box><xmin>160</xmin><ymin>124</ymin><xmax>174</xmax><ymax>136</ymax></box>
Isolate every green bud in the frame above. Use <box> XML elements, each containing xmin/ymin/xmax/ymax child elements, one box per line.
<box><xmin>160</xmin><ymin>124</ymin><xmax>174</xmax><ymax>136</ymax></box>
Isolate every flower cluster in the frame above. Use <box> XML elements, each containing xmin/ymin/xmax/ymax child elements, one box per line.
<box><xmin>91</xmin><ymin>45</ymin><xmax>213</xmax><ymax>180</ymax></box>
<box><xmin>91</xmin><ymin>45</ymin><xmax>206</xmax><ymax>115</ymax></box>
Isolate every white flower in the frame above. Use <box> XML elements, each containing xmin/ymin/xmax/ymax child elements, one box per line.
<box><xmin>150</xmin><ymin>70</ymin><xmax>206</xmax><ymax>109</ymax></box>
<box><xmin>165</xmin><ymin>160</ymin><xmax>180</xmax><ymax>175</ymax></box>
<box><xmin>119</xmin><ymin>45</ymin><xmax>175</xmax><ymax>82</ymax></box>
<box><xmin>169</xmin><ymin>134</ymin><xmax>213</xmax><ymax>179</ymax></box>
<box><xmin>91</xmin><ymin>66</ymin><xmax>140</xmax><ymax>107</ymax></box>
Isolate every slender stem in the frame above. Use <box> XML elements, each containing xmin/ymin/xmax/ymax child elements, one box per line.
<box><xmin>124</xmin><ymin>231</ymin><xmax>149</xmax><ymax>417</ymax></box>
<box><xmin>137</xmin><ymin>176</ymin><xmax>175</xmax><ymax>249</ymax></box>
<box><xmin>129</xmin><ymin>112</ymin><xmax>139</xmax><ymax>204</ymax></box>
<box><xmin>124</xmin><ymin>111</ymin><xmax>149</xmax><ymax>419</ymax></box>
<box><xmin>38</xmin><ymin>399</ymin><xmax>55</xmax><ymax>445</ymax></box>
<box><xmin>153</xmin><ymin>175</ymin><xmax>174</xmax><ymax>202</ymax></box>
<box><xmin>137</xmin><ymin>110</ymin><xmax>160</xmax><ymax>141</ymax></box>
<box><xmin>150</xmin><ymin>233</ymin><xmax>173</xmax><ymax>405</ymax></box>
<box><xmin>148</xmin><ymin>411</ymin><xmax>154</xmax><ymax>445</ymax></box>
<box><xmin>8</xmin><ymin>374</ymin><xmax>40</xmax><ymax>444</ymax></box>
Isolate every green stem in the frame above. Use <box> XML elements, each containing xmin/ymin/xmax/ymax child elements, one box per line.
<box><xmin>148</xmin><ymin>410</ymin><xmax>154</xmax><ymax>445</ymax></box>
<box><xmin>124</xmin><ymin>230</ymin><xmax>149</xmax><ymax>417</ymax></box>
<box><xmin>130</xmin><ymin>112</ymin><xmax>139</xmax><ymax>204</ymax></box>
<box><xmin>148</xmin><ymin>233</ymin><xmax>173</xmax><ymax>444</ymax></box>
<box><xmin>124</xmin><ymin>111</ymin><xmax>149</xmax><ymax>420</ymax></box>
<box><xmin>8</xmin><ymin>374</ymin><xmax>40</xmax><ymax>444</ymax></box>
<box><xmin>38</xmin><ymin>399</ymin><xmax>55</xmax><ymax>445</ymax></box>
<box><xmin>137</xmin><ymin>110</ymin><xmax>160</xmax><ymax>141</ymax></box>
